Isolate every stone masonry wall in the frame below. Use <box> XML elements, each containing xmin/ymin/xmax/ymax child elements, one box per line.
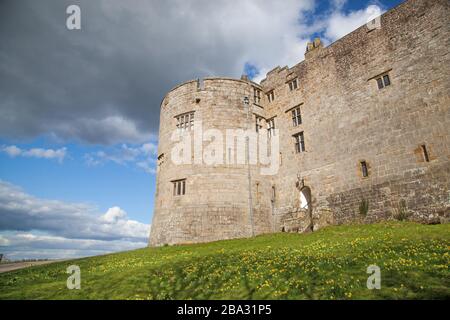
<box><xmin>260</xmin><ymin>0</ymin><xmax>450</xmax><ymax>231</ymax></box>
<box><xmin>149</xmin><ymin>78</ymin><xmax>273</xmax><ymax>246</ymax></box>
<box><xmin>149</xmin><ymin>0</ymin><xmax>450</xmax><ymax>246</ymax></box>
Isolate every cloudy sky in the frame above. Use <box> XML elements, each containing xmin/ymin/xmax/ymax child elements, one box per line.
<box><xmin>0</xmin><ymin>0</ymin><xmax>402</xmax><ymax>260</ymax></box>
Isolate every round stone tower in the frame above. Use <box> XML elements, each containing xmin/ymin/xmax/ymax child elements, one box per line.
<box><xmin>149</xmin><ymin>77</ymin><xmax>274</xmax><ymax>246</ymax></box>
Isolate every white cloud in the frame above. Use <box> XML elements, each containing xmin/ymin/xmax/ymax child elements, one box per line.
<box><xmin>331</xmin><ymin>0</ymin><xmax>347</xmax><ymax>10</ymax></box>
<box><xmin>0</xmin><ymin>232</ymin><xmax>147</xmax><ymax>260</ymax></box>
<box><xmin>84</xmin><ymin>153</ymin><xmax>102</xmax><ymax>167</ymax></box>
<box><xmin>84</xmin><ymin>142</ymin><xmax>158</xmax><ymax>174</ymax></box>
<box><xmin>1</xmin><ymin>145</ymin><xmax>67</xmax><ymax>162</ymax></box>
<box><xmin>141</xmin><ymin>143</ymin><xmax>158</xmax><ymax>156</ymax></box>
<box><xmin>0</xmin><ymin>180</ymin><xmax>150</xmax><ymax>242</ymax></box>
<box><xmin>23</xmin><ymin>147</ymin><xmax>67</xmax><ymax>162</ymax></box>
<box><xmin>249</xmin><ymin>2</ymin><xmax>384</xmax><ymax>82</ymax></box>
<box><xmin>324</xmin><ymin>5</ymin><xmax>384</xmax><ymax>41</ymax></box>
<box><xmin>0</xmin><ymin>180</ymin><xmax>151</xmax><ymax>260</ymax></box>
<box><xmin>136</xmin><ymin>161</ymin><xmax>157</xmax><ymax>174</ymax></box>
<box><xmin>0</xmin><ymin>235</ymin><xmax>10</xmax><ymax>246</ymax></box>
<box><xmin>101</xmin><ymin>206</ymin><xmax>127</xmax><ymax>223</ymax></box>
<box><xmin>3</xmin><ymin>145</ymin><xmax>22</xmax><ymax>157</ymax></box>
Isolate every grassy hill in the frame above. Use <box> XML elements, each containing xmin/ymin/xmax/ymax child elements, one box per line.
<box><xmin>0</xmin><ymin>222</ymin><xmax>449</xmax><ymax>300</ymax></box>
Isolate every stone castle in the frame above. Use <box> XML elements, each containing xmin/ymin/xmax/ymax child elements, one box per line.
<box><xmin>149</xmin><ymin>0</ymin><xmax>450</xmax><ymax>246</ymax></box>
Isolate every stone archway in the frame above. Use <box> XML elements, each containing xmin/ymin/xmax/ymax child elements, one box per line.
<box><xmin>280</xmin><ymin>178</ymin><xmax>315</xmax><ymax>233</ymax></box>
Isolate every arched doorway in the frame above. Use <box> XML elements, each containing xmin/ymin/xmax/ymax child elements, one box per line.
<box><xmin>300</xmin><ymin>186</ymin><xmax>313</xmax><ymax>231</ymax></box>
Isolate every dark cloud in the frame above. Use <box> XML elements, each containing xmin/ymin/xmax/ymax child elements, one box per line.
<box><xmin>0</xmin><ymin>0</ymin><xmax>316</xmax><ymax>145</ymax></box>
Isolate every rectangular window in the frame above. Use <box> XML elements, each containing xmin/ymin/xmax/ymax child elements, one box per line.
<box><xmin>293</xmin><ymin>132</ymin><xmax>305</xmax><ymax>153</ymax></box>
<box><xmin>267</xmin><ymin>90</ymin><xmax>274</xmax><ymax>102</ymax></box>
<box><xmin>376</xmin><ymin>74</ymin><xmax>391</xmax><ymax>89</ymax></box>
<box><xmin>288</xmin><ymin>78</ymin><xmax>298</xmax><ymax>91</ymax></box>
<box><xmin>360</xmin><ymin>161</ymin><xmax>369</xmax><ymax>177</ymax></box>
<box><xmin>421</xmin><ymin>144</ymin><xmax>430</xmax><ymax>162</ymax></box>
<box><xmin>267</xmin><ymin>117</ymin><xmax>276</xmax><ymax>138</ymax></box>
<box><xmin>291</xmin><ymin>106</ymin><xmax>302</xmax><ymax>127</ymax></box>
<box><xmin>255</xmin><ymin>115</ymin><xmax>264</xmax><ymax>132</ymax></box>
<box><xmin>176</xmin><ymin>112</ymin><xmax>195</xmax><ymax>132</ymax></box>
<box><xmin>377</xmin><ymin>78</ymin><xmax>384</xmax><ymax>89</ymax></box>
<box><xmin>383</xmin><ymin>74</ymin><xmax>391</xmax><ymax>86</ymax></box>
<box><xmin>253</xmin><ymin>87</ymin><xmax>261</xmax><ymax>104</ymax></box>
<box><xmin>172</xmin><ymin>179</ymin><xmax>186</xmax><ymax>196</ymax></box>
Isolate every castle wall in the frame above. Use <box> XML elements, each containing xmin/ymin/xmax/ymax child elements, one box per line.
<box><xmin>260</xmin><ymin>0</ymin><xmax>450</xmax><ymax>230</ymax></box>
<box><xmin>150</xmin><ymin>0</ymin><xmax>450</xmax><ymax>246</ymax></box>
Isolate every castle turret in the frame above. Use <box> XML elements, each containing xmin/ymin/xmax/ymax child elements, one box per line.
<box><xmin>149</xmin><ymin>78</ymin><xmax>273</xmax><ymax>246</ymax></box>
<box><xmin>305</xmin><ymin>37</ymin><xmax>323</xmax><ymax>60</ymax></box>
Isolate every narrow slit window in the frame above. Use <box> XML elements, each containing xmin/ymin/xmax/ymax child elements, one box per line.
<box><xmin>157</xmin><ymin>153</ymin><xmax>165</xmax><ymax>167</ymax></box>
<box><xmin>383</xmin><ymin>74</ymin><xmax>391</xmax><ymax>87</ymax></box>
<box><xmin>294</xmin><ymin>132</ymin><xmax>305</xmax><ymax>153</ymax></box>
<box><xmin>267</xmin><ymin>90</ymin><xmax>275</xmax><ymax>102</ymax></box>
<box><xmin>360</xmin><ymin>161</ymin><xmax>369</xmax><ymax>177</ymax></box>
<box><xmin>421</xmin><ymin>144</ymin><xmax>430</xmax><ymax>162</ymax></box>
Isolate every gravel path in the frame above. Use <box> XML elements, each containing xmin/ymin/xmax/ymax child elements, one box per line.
<box><xmin>0</xmin><ymin>261</ymin><xmax>59</xmax><ymax>273</ymax></box>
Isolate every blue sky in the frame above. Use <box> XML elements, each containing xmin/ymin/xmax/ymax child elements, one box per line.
<box><xmin>0</xmin><ymin>0</ymin><xmax>404</xmax><ymax>260</ymax></box>
<box><xmin>0</xmin><ymin>138</ymin><xmax>156</xmax><ymax>221</ymax></box>
<box><xmin>306</xmin><ymin>0</ymin><xmax>403</xmax><ymax>40</ymax></box>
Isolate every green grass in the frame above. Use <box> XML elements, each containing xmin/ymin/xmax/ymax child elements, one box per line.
<box><xmin>0</xmin><ymin>222</ymin><xmax>449</xmax><ymax>300</ymax></box>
